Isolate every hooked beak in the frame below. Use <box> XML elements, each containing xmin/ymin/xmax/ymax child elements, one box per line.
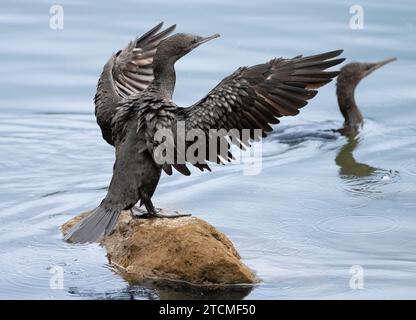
<box><xmin>195</xmin><ymin>33</ymin><xmax>220</xmax><ymax>47</ymax></box>
<box><xmin>365</xmin><ymin>57</ymin><xmax>397</xmax><ymax>76</ymax></box>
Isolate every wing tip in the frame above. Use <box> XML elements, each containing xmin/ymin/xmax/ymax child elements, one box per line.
<box><xmin>172</xmin><ymin>163</ymin><xmax>191</xmax><ymax>176</ymax></box>
<box><xmin>329</xmin><ymin>49</ymin><xmax>344</xmax><ymax>57</ymax></box>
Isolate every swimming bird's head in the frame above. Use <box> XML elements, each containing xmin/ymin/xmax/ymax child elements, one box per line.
<box><xmin>338</xmin><ymin>57</ymin><xmax>397</xmax><ymax>87</ymax></box>
<box><xmin>336</xmin><ymin>57</ymin><xmax>397</xmax><ymax>132</ymax></box>
<box><xmin>155</xmin><ymin>33</ymin><xmax>220</xmax><ymax>64</ymax></box>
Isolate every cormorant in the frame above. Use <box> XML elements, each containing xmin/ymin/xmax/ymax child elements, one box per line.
<box><xmin>269</xmin><ymin>57</ymin><xmax>397</xmax><ymax>142</ymax></box>
<box><xmin>65</xmin><ymin>22</ymin><xmax>344</xmax><ymax>243</ymax></box>
<box><xmin>336</xmin><ymin>57</ymin><xmax>397</xmax><ymax>135</ymax></box>
<box><xmin>334</xmin><ymin>59</ymin><xmax>397</xmax><ymax>186</ymax></box>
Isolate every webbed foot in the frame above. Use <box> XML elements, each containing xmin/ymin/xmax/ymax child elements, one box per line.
<box><xmin>131</xmin><ymin>206</ymin><xmax>191</xmax><ymax>219</ymax></box>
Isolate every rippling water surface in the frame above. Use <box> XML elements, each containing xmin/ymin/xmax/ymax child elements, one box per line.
<box><xmin>0</xmin><ymin>0</ymin><xmax>415</xmax><ymax>299</ymax></box>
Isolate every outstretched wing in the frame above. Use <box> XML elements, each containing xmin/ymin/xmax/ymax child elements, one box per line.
<box><xmin>167</xmin><ymin>50</ymin><xmax>345</xmax><ymax>175</ymax></box>
<box><xmin>94</xmin><ymin>22</ymin><xmax>176</xmax><ymax>145</ymax></box>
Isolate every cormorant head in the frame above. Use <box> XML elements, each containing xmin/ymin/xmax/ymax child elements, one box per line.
<box><xmin>338</xmin><ymin>57</ymin><xmax>397</xmax><ymax>88</ymax></box>
<box><xmin>155</xmin><ymin>33</ymin><xmax>220</xmax><ymax>64</ymax></box>
<box><xmin>336</xmin><ymin>57</ymin><xmax>397</xmax><ymax>130</ymax></box>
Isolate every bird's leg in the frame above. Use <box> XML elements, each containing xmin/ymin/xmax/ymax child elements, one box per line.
<box><xmin>143</xmin><ymin>194</ymin><xmax>158</xmax><ymax>215</ymax></box>
<box><xmin>130</xmin><ymin>197</ymin><xmax>157</xmax><ymax>218</ymax></box>
<box><xmin>131</xmin><ymin>194</ymin><xmax>191</xmax><ymax>219</ymax></box>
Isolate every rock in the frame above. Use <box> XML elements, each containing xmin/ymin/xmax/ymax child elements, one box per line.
<box><xmin>62</xmin><ymin>209</ymin><xmax>257</xmax><ymax>286</ymax></box>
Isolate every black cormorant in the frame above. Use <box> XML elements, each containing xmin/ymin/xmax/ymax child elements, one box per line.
<box><xmin>336</xmin><ymin>57</ymin><xmax>397</xmax><ymax>135</ymax></box>
<box><xmin>65</xmin><ymin>22</ymin><xmax>344</xmax><ymax>243</ymax></box>
<box><xmin>269</xmin><ymin>57</ymin><xmax>397</xmax><ymax>142</ymax></box>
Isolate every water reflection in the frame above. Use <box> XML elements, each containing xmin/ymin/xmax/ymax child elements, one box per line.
<box><xmin>69</xmin><ymin>281</ymin><xmax>254</xmax><ymax>300</ymax></box>
<box><xmin>149</xmin><ymin>281</ymin><xmax>254</xmax><ymax>300</ymax></box>
<box><xmin>335</xmin><ymin>133</ymin><xmax>399</xmax><ymax>197</ymax></box>
<box><xmin>335</xmin><ymin>134</ymin><xmax>377</xmax><ymax>177</ymax></box>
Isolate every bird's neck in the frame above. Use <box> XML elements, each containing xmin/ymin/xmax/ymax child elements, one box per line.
<box><xmin>336</xmin><ymin>83</ymin><xmax>363</xmax><ymax>131</ymax></box>
<box><xmin>152</xmin><ymin>60</ymin><xmax>176</xmax><ymax>100</ymax></box>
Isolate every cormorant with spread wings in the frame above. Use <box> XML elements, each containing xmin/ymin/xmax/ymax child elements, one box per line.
<box><xmin>65</xmin><ymin>22</ymin><xmax>344</xmax><ymax>243</ymax></box>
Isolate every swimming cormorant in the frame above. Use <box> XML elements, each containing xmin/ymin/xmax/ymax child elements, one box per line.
<box><xmin>269</xmin><ymin>57</ymin><xmax>397</xmax><ymax>142</ymax></box>
<box><xmin>65</xmin><ymin>22</ymin><xmax>344</xmax><ymax>243</ymax></box>
<box><xmin>336</xmin><ymin>57</ymin><xmax>397</xmax><ymax>135</ymax></box>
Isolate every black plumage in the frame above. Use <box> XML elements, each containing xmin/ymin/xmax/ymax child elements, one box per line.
<box><xmin>65</xmin><ymin>22</ymin><xmax>344</xmax><ymax>243</ymax></box>
<box><xmin>94</xmin><ymin>22</ymin><xmax>176</xmax><ymax>145</ymax></box>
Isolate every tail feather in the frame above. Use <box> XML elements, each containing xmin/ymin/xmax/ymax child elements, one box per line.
<box><xmin>64</xmin><ymin>205</ymin><xmax>122</xmax><ymax>244</ymax></box>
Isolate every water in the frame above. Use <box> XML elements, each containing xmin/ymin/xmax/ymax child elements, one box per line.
<box><xmin>0</xmin><ymin>0</ymin><xmax>415</xmax><ymax>299</ymax></box>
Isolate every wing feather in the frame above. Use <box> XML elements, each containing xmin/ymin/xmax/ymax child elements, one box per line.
<box><xmin>118</xmin><ymin>50</ymin><xmax>345</xmax><ymax>176</ymax></box>
<box><xmin>170</xmin><ymin>50</ymin><xmax>345</xmax><ymax>173</ymax></box>
<box><xmin>94</xmin><ymin>22</ymin><xmax>176</xmax><ymax>145</ymax></box>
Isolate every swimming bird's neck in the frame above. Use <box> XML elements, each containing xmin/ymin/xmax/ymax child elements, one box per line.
<box><xmin>152</xmin><ymin>61</ymin><xmax>176</xmax><ymax>100</ymax></box>
<box><xmin>336</xmin><ymin>83</ymin><xmax>363</xmax><ymax>131</ymax></box>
